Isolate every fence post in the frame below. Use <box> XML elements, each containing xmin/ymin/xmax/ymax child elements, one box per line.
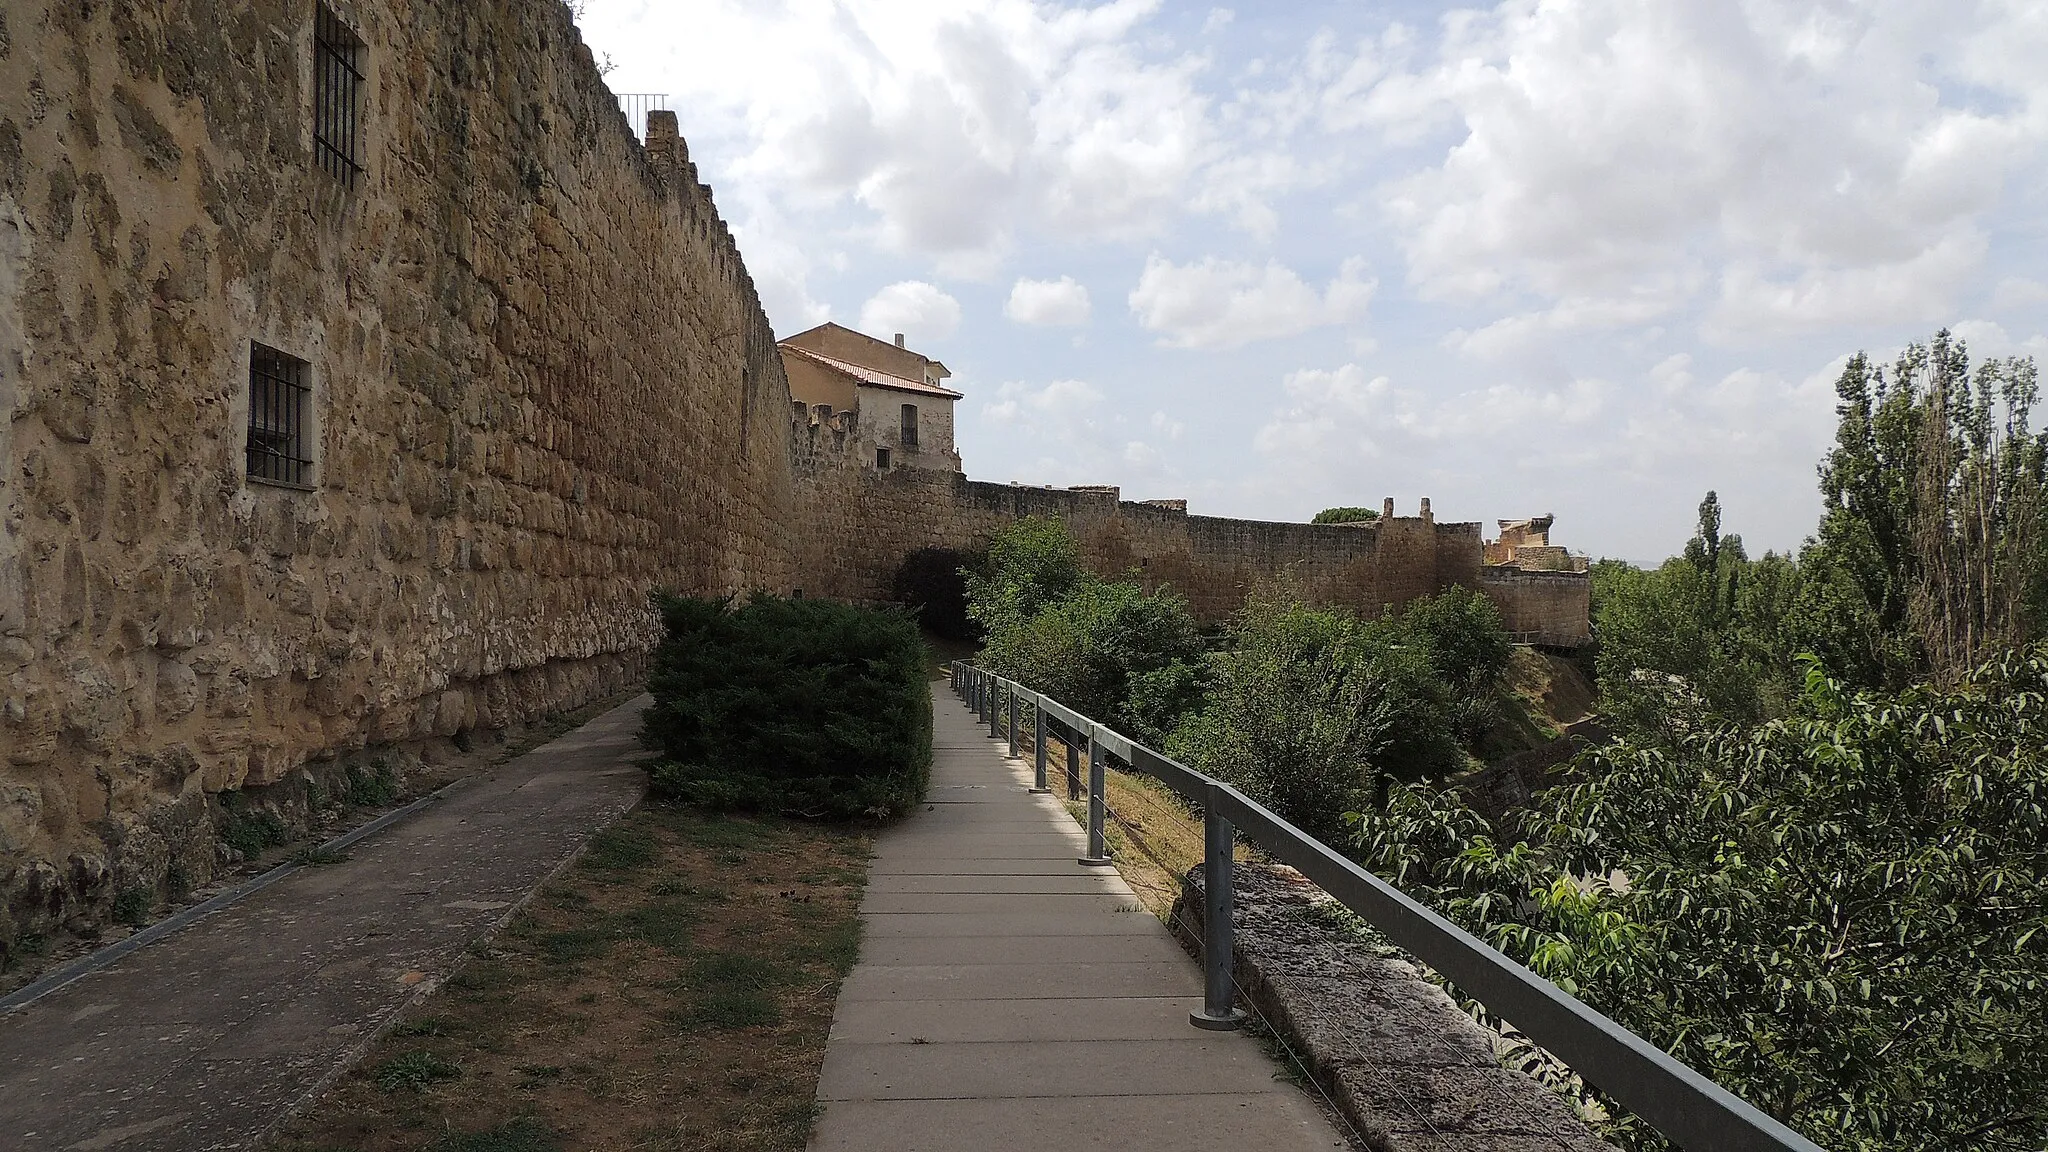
<box><xmin>1029</xmin><ymin>702</ymin><xmax>1051</xmax><ymax>793</ymax></box>
<box><xmin>1064</xmin><ymin>731</ymin><xmax>1081</xmax><ymax>800</ymax></box>
<box><xmin>969</xmin><ymin>669</ymin><xmax>979</xmax><ymax>715</ymax></box>
<box><xmin>1190</xmin><ymin>789</ymin><xmax>1247</xmax><ymax>1030</ymax></box>
<box><xmin>1006</xmin><ymin>687</ymin><xmax>1021</xmax><ymax>759</ymax></box>
<box><xmin>988</xmin><ymin>679</ymin><xmax>1002</xmax><ymax>738</ymax></box>
<box><xmin>1078</xmin><ymin>730</ymin><xmax>1112</xmax><ymax>867</ymax></box>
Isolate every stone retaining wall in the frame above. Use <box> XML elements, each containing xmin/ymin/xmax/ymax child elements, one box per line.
<box><xmin>1174</xmin><ymin>863</ymin><xmax>1614</xmax><ymax>1152</ymax></box>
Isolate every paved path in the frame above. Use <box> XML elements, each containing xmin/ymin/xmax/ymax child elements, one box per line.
<box><xmin>810</xmin><ymin>685</ymin><xmax>1347</xmax><ymax>1151</ymax></box>
<box><xmin>0</xmin><ymin>697</ymin><xmax>649</xmax><ymax>1152</ymax></box>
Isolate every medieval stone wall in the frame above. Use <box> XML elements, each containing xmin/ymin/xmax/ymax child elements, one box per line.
<box><xmin>1481</xmin><ymin>568</ymin><xmax>1591</xmax><ymax>647</ymax></box>
<box><xmin>789</xmin><ymin>432</ymin><xmax>1493</xmax><ymax>623</ymax></box>
<box><xmin>0</xmin><ymin>0</ymin><xmax>794</xmax><ymax>936</ymax></box>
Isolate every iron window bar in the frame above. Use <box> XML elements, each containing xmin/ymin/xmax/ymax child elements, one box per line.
<box><xmin>950</xmin><ymin>661</ymin><xmax>1827</xmax><ymax>1152</ymax></box>
<box><xmin>247</xmin><ymin>343</ymin><xmax>313</xmax><ymax>488</ymax></box>
<box><xmin>313</xmin><ymin>5</ymin><xmax>364</xmax><ymax>185</ymax></box>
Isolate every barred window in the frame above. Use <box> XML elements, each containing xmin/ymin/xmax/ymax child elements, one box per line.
<box><xmin>876</xmin><ymin>447</ymin><xmax>892</xmax><ymax>471</ymax></box>
<box><xmin>313</xmin><ymin>5</ymin><xmax>364</xmax><ymax>185</ymax></box>
<box><xmin>247</xmin><ymin>343</ymin><xmax>314</xmax><ymax>488</ymax></box>
<box><xmin>900</xmin><ymin>403</ymin><xmax>919</xmax><ymax>450</ymax></box>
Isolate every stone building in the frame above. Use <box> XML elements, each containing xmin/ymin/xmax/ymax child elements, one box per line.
<box><xmin>779</xmin><ymin>324</ymin><xmax>962</xmax><ymax>474</ymax></box>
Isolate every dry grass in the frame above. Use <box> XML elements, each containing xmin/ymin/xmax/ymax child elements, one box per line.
<box><xmin>1036</xmin><ymin>733</ymin><xmax>1242</xmax><ymax>927</ymax></box>
<box><xmin>273</xmin><ymin>805</ymin><xmax>871</xmax><ymax>1152</ymax></box>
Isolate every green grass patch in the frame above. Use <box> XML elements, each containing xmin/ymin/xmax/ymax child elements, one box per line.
<box><xmin>674</xmin><ymin>951</ymin><xmax>795</xmax><ymax>1030</ymax></box>
<box><xmin>376</xmin><ymin>1050</ymin><xmax>461</xmax><ymax>1093</ymax></box>
<box><xmin>581</xmin><ymin>826</ymin><xmax>658</xmax><ymax>870</ymax></box>
<box><xmin>431</xmin><ymin>1117</ymin><xmax>561</xmax><ymax>1152</ymax></box>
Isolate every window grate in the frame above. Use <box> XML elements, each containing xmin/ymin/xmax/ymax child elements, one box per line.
<box><xmin>248</xmin><ymin>343</ymin><xmax>314</xmax><ymax>488</ymax></box>
<box><xmin>900</xmin><ymin>403</ymin><xmax>919</xmax><ymax>451</ymax></box>
<box><xmin>313</xmin><ymin>5</ymin><xmax>364</xmax><ymax>185</ymax></box>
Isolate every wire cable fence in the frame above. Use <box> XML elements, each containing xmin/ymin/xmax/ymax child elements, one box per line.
<box><xmin>949</xmin><ymin>662</ymin><xmax>1827</xmax><ymax>1152</ymax></box>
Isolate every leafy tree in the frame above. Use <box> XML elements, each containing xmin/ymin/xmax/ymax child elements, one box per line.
<box><xmin>1169</xmin><ymin>583</ymin><xmax>1497</xmax><ymax>836</ymax></box>
<box><xmin>889</xmin><ymin>546</ymin><xmax>982</xmax><ymax>642</ymax></box>
<box><xmin>1798</xmin><ymin>331</ymin><xmax>2048</xmax><ymax>687</ymax></box>
<box><xmin>1348</xmin><ymin>647</ymin><xmax>2048</xmax><ymax>1151</ymax></box>
<box><xmin>968</xmin><ymin>517</ymin><xmax>1205</xmax><ymax>743</ymax></box>
<box><xmin>1312</xmin><ymin>506</ymin><xmax>1381</xmax><ymax>525</ymax></box>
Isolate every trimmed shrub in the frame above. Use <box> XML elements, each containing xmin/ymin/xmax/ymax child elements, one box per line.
<box><xmin>640</xmin><ymin>594</ymin><xmax>933</xmax><ymax>820</ymax></box>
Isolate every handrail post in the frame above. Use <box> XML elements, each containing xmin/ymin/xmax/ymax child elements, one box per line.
<box><xmin>1078</xmin><ymin>729</ymin><xmax>1112</xmax><ymax>867</ymax></box>
<box><xmin>1064</xmin><ymin>730</ymin><xmax>1081</xmax><ymax>800</ymax></box>
<box><xmin>1190</xmin><ymin>787</ymin><xmax>1248</xmax><ymax>1030</ymax></box>
<box><xmin>988</xmin><ymin>679</ymin><xmax>1002</xmax><ymax>738</ymax></box>
<box><xmin>1029</xmin><ymin>702</ymin><xmax>1051</xmax><ymax>793</ymax></box>
<box><xmin>969</xmin><ymin>669</ymin><xmax>980</xmax><ymax>715</ymax></box>
<box><xmin>1006</xmin><ymin>687</ymin><xmax>1021</xmax><ymax>759</ymax></box>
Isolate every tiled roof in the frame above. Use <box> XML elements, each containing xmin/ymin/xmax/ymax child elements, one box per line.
<box><xmin>779</xmin><ymin>345</ymin><xmax>963</xmax><ymax>400</ymax></box>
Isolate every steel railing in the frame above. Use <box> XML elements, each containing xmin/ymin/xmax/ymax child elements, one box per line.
<box><xmin>947</xmin><ymin>661</ymin><xmax>1824</xmax><ymax>1152</ymax></box>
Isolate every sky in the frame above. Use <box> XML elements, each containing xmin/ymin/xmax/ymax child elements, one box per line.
<box><xmin>573</xmin><ymin>0</ymin><xmax>2048</xmax><ymax>563</ymax></box>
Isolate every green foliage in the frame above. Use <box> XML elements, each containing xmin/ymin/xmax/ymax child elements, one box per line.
<box><xmin>1311</xmin><ymin>506</ymin><xmax>1381</xmax><ymax>524</ymax></box>
<box><xmin>1594</xmin><ymin>493</ymin><xmax>1805</xmax><ymax>732</ymax></box>
<box><xmin>890</xmin><ymin>546</ymin><xmax>982</xmax><ymax>642</ymax></box>
<box><xmin>218</xmin><ymin>797</ymin><xmax>288</xmax><ymax>859</ymax></box>
<box><xmin>1348</xmin><ymin>646</ymin><xmax>2048</xmax><ymax>1151</ymax></box>
<box><xmin>375</xmin><ymin>1050</ymin><xmax>461</xmax><ymax>1093</ymax></box>
<box><xmin>112</xmin><ymin>885</ymin><xmax>152</xmax><ymax>926</ymax></box>
<box><xmin>581</xmin><ymin>826</ymin><xmax>658</xmax><ymax>870</ymax></box>
<box><xmin>1800</xmin><ymin>333</ymin><xmax>2048</xmax><ymax>686</ymax></box>
<box><xmin>1167</xmin><ymin>584</ymin><xmax>1510</xmax><ymax>837</ymax></box>
<box><xmin>344</xmin><ymin>761</ymin><xmax>399</xmax><ymax>808</ymax></box>
<box><xmin>969</xmin><ymin>517</ymin><xmax>1206</xmax><ymax>743</ymax></box>
<box><xmin>1168</xmin><ymin>590</ymin><xmax>1396</xmax><ymax>839</ymax></box>
<box><xmin>640</xmin><ymin>594</ymin><xmax>933</xmax><ymax>821</ymax></box>
<box><xmin>430</xmin><ymin>1117</ymin><xmax>562</xmax><ymax>1152</ymax></box>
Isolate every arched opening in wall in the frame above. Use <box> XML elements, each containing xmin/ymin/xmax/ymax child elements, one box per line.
<box><xmin>890</xmin><ymin>547</ymin><xmax>983</xmax><ymax>643</ymax></box>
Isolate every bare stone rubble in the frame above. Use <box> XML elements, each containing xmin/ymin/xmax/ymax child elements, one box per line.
<box><xmin>1175</xmin><ymin>864</ymin><xmax>1615</xmax><ymax>1152</ymax></box>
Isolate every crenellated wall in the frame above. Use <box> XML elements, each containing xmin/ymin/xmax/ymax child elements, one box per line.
<box><xmin>0</xmin><ymin>0</ymin><xmax>795</xmax><ymax>939</ymax></box>
<box><xmin>788</xmin><ymin>428</ymin><xmax>1495</xmax><ymax>624</ymax></box>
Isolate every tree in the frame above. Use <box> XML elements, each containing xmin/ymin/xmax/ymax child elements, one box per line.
<box><xmin>967</xmin><ymin>517</ymin><xmax>1205</xmax><ymax>743</ymax></box>
<box><xmin>1348</xmin><ymin>648</ymin><xmax>2048</xmax><ymax>1151</ymax></box>
<box><xmin>1798</xmin><ymin>332</ymin><xmax>2048</xmax><ymax>687</ymax></box>
<box><xmin>1312</xmin><ymin>506</ymin><xmax>1381</xmax><ymax>524</ymax></box>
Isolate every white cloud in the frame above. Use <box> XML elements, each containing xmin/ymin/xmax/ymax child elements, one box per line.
<box><xmin>1992</xmin><ymin>277</ymin><xmax>2048</xmax><ymax>312</ymax></box>
<box><xmin>1129</xmin><ymin>254</ymin><xmax>1376</xmax><ymax>349</ymax></box>
<box><xmin>859</xmin><ymin>281</ymin><xmax>962</xmax><ymax>343</ymax></box>
<box><xmin>1345</xmin><ymin>1</ymin><xmax>2048</xmax><ymax>336</ymax></box>
<box><xmin>1005</xmin><ymin>276</ymin><xmax>1093</xmax><ymax>326</ymax></box>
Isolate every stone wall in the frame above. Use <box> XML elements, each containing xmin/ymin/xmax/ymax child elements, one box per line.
<box><xmin>790</xmin><ymin>433</ymin><xmax>1490</xmax><ymax>623</ymax></box>
<box><xmin>0</xmin><ymin>0</ymin><xmax>795</xmax><ymax>938</ymax></box>
<box><xmin>1481</xmin><ymin>568</ymin><xmax>1592</xmax><ymax>647</ymax></box>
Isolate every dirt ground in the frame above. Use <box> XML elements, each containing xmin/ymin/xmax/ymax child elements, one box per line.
<box><xmin>273</xmin><ymin>804</ymin><xmax>872</xmax><ymax>1152</ymax></box>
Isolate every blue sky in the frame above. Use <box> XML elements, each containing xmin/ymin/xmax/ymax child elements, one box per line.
<box><xmin>576</xmin><ymin>0</ymin><xmax>2048</xmax><ymax>562</ymax></box>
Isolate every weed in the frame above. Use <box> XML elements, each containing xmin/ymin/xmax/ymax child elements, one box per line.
<box><xmin>514</xmin><ymin>1064</ymin><xmax>563</xmax><ymax>1089</ymax></box>
<box><xmin>390</xmin><ymin>1016</ymin><xmax>451</xmax><ymax>1038</ymax></box>
<box><xmin>219</xmin><ymin>799</ymin><xmax>289</xmax><ymax>859</ymax></box>
<box><xmin>291</xmin><ymin>846</ymin><xmax>351</xmax><ymax>867</ymax></box>
<box><xmin>346</xmin><ymin>761</ymin><xmax>400</xmax><ymax>808</ymax></box>
<box><xmin>305</xmin><ymin>777</ymin><xmax>328</xmax><ymax>813</ymax></box>
<box><xmin>113</xmin><ymin>885</ymin><xmax>153</xmax><ymax>926</ymax></box>
<box><xmin>431</xmin><ymin>1117</ymin><xmax>560</xmax><ymax>1152</ymax></box>
<box><xmin>614</xmin><ymin>900</ymin><xmax>696</xmax><ymax>952</ymax></box>
<box><xmin>375</xmin><ymin>1050</ymin><xmax>461</xmax><ymax>1093</ymax></box>
<box><xmin>674</xmin><ymin>951</ymin><xmax>790</xmax><ymax>1029</ymax></box>
<box><xmin>792</xmin><ymin>917</ymin><xmax>862</xmax><ymax>975</ymax></box>
<box><xmin>165</xmin><ymin>864</ymin><xmax>193</xmax><ymax>902</ymax></box>
<box><xmin>533</xmin><ymin>928</ymin><xmax>614</xmax><ymax>965</ymax></box>
<box><xmin>581</xmin><ymin>826</ymin><xmax>657</xmax><ymax>870</ymax></box>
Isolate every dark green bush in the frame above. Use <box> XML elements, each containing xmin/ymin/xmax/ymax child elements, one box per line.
<box><xmin>1311</xmin><ymin>506</ymin><xmax>1380</xmax><ymax>524</ymax></box>
<box><xmin>640</xmin><ymin>594</ymin><xmax>933</xmax><ymax>820</ymax></box>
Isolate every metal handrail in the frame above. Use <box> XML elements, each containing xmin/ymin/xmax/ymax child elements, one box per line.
<box><xmin>947</xmin><ymin>660</ymin><xmax>1823</xmax><ymax>1152</ymax></box>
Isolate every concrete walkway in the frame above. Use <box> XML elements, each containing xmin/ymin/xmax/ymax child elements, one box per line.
<box><xmin>0</xmin><ymin>697</ymin><xmax>649</xmax><ymax>1152</ymax></box>
<box><xmin>810</xmin><ymin>685</ymin><xmax>1347</xmax><ymax>1151</ymax></box>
